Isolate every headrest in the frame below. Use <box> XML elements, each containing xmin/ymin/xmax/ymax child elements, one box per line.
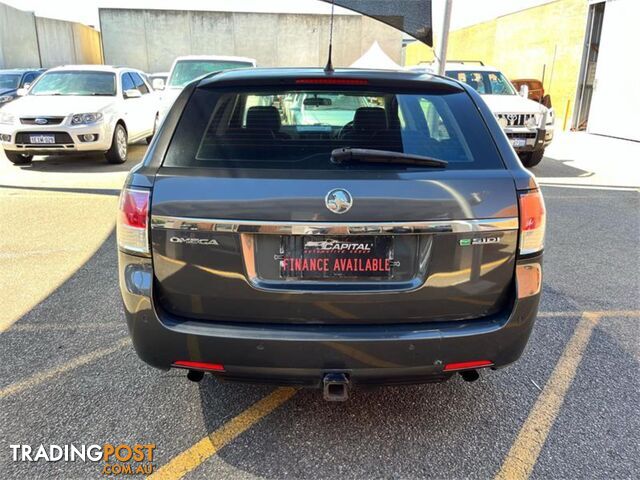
<box><xmin>353</xmin><ymin>107</ymin><xmax>387</xmax><ymax>131</ymax></box>
<box><xmin>246</xmin><ymin>106</ymin><xmax>281</xmax><ymax>131</ymax></box>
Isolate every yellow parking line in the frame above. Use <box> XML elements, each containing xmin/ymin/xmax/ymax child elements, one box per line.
<box><xmin>494</xmin><ymin>312</ymin><xmax>601</xmax><ymax>480</ymax></box>
<box><xmin>148</xmin><ymin>387</ymin><xmax>297</xmax><ymax>480</ymax></box>
<box><xmin>0</xmin><ymin>337</ymin><xmax>129</xmax><ymax>399</ymax></box>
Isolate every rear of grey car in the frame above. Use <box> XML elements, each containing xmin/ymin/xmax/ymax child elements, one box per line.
<box><xmin>117</xmin><ymin>69</ymin><xmax>545</xmax><ymax>400</ymax></box>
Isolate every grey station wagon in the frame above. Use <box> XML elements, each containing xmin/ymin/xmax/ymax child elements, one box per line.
<box><xmin>117</xmin><ymin>68</ymin><xmax>545</xmax><ymax>401</ymax></box>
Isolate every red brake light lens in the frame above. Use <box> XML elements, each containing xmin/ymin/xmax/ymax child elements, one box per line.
<box><xmin>173</xmin><ymin>361</ymin><xmax>225</xmax><ymax>372</ymax></box>
<box><xmin>295</xmin><ymin>78</ymin><xmax>369</xmax><ymax>85</ymax></box>
<box><xmin>518</xmin><ymin>189</ymin><xmax>546</xmax><ymax>255</ymax></box>
<box><xmin>117</xmin><ymin>188</ymin><xmax>150</xmax><ymax>256</ymax></box>
<box><xmin>121</xmin><ymin>190</ymin><xmax>149</xmax><ymax>229</ymax></box>
<box><xmin>443</xmin><ymin>360</ymin><xmax>493</xmax><ymax>372</ymax></box>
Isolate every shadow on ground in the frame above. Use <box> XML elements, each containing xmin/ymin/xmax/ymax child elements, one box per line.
<box><xmin>530</xmin><ymin>155</ymin><xmax>594</xmax><ymax>178</ymax></box>
<box><xmin>14</xmin><ymin>143</ymin><xmax>147</xmax><ymax>174</ymax></box>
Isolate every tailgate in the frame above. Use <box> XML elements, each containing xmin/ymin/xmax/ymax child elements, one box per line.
<box><xmin>150</xmin><ymin>169</ymin><xmax>519</xmax><ymax>325</ymax></box>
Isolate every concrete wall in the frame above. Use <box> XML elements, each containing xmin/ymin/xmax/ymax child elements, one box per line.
<box><xmin>405</xmin><ymin>0</ymin><xmax>589</xmax><ymax>130</ymax></box>
<box><xmin>99</xmin><ymin>8</ymin><xmax>403</xmax><ymax>72</ymax></box>
<box><xmin>35</xmin><ymin>17</ymin><xmax>102</xmax><ymax>67</ymax></box>
<box><xmin>0</xmin><ymin>1</ymin><xmax>101</xmax><ymax>69</ymax></box>
<box><xmin>0</xmin><ymin>2</ymin><xmax>40</xmax><ymax>68</ymax></box>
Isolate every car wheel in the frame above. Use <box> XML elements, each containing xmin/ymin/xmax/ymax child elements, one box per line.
<box><xmin>105</xmin><ymin>124</ymin><xmax>128</xmax><ymax>164</ymax></box>
<box><xmin>146</xmin><ymin>114</ymin><xmax>159</xmax><ymax>144</ymax></box>
<box><xmin>6</xmin><ymin>152</ymin><xmax>33</xmax><ymax>165</ymax></box>
<box><xmin>520</xmin><ymin>150</ymin><xmax>544</xmax><ymax>168</ymax></box>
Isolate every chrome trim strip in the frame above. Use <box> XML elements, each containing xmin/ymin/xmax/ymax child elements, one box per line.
<box><xmin>151</xmin><ymin>215</ymin><xmax>518</xmax><ymax>235</ymax></box>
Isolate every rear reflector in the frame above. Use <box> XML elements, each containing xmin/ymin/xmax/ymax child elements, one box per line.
<box><xmin>295</xmin><ymin>78</ymin><xmax>368</xmax><ymax>85</ymax></box>
<box><xmin>443</xmin><ymin>360</ymin><xmax>493</xmax><ymax>372</ymax></box>
<box><xmin>518</xmin><ymin>189</ymin><xmax>546</xmax><ymax>255</ymax></box>
<box><xmin>117</xmin><ymin>187</ymin><xmax>150</xmax><ymax>256</ymax></box>
<box><xmin>516</xmin><ymin>263</ymin><xmax>542</xmax><ymax>298</ymax></box>
<box><xmin>172</xmin><ymin>361</ymin><xmax>225</xmax><ymax>372</ymax></box>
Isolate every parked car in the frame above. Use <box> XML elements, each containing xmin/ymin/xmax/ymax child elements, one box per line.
<box><xmin>158</xmin><ymin>55</ymin><xmax>256</xmax><ymax>120</ymax></box>
<box><xmin>444</xmin><ymin>63</ymin><xmax>554</xmax><ymax>168</ymax></box>
<box><xmin>0</xmin><ymin>68</ymin><xmax>45</xmax><ymax>107</ymax></box>
<box><xmin>117</xmin><ymin>68</ymin><xmax>546</xmax><ymax>400</ymax></box>
<box><xmin>0</xmin><ymin>65</ymin><xmax>160</xmax><ymax>165</ymax></box>
<box><xmin>148</xmin><ymin>72</ymin><xmax>169</xmax><ymax>91</ymax></box>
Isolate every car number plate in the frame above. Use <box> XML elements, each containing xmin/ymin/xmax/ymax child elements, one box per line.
<box><xmin>511</xmin><ymin>138</ymin><xmax>526</xmax><ymax>148</ymax></box>
<box><xmin>29</xmin><ymin>135</ymin><xmax>55</xmax><ymax>144</ymax></box>
<box><xmin>279</xmin><ymin>236</ymin><xmax>394</xmax><ymax>280</ymax></box>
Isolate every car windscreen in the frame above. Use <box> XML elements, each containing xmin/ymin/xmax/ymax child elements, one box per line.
<box><xmin>167</xmin><ymin>61</ymin><xmax>254</xmax><ymax>88</ymax></box>
<box><xmin>446</xmin><ymin>71</ymin><xmax>517</xmax><ymax>96</ymax></box>
<box><xmin>0</xmin><ymin>74</ymin><xmax>21</xmax><ymax>90</ymax></box>
<box><xmin>164</xmin><ymin>86</ymin><xmax>505</xmax><ymax>171</ymax></box>
<box><xmin>29</xmin><ymin>71</ymin><xmax>116</xmax><ymax>96</ymax></box>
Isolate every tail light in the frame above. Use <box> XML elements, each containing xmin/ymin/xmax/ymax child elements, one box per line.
<box><xmin>117</xmin><ymin>187</ymin><xmax>150</xmax><ymax>256</ymax></box>
<box><xmin>518</xmin><ymin>189</ymin><xmax>546</xmax><ymax>255</ymax></box>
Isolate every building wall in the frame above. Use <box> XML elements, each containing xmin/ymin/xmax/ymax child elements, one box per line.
<box><xmin>405</xmin><ymin>0</ymin><xmax>589</xmax><ymax>129</ymax></box>
<box><xmin>99</xmin><ymin>8</ymin><xmax>403</xmax><ymax>73</ymax></box>
<box><xmin>0</xmin><ymin>2</ymin><xmax>40</xmax><ymax>68</ymax></box>
<box><xmin>0</xmin><ymin>1</ymin><xmax>101</xmax><ymax>69</ymax></box>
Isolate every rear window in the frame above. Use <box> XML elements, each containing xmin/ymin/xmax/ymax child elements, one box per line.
<box><xmin>164</xmin><ymin>86</ymin><xmax>504</xmax><ymax>170</ymax></box>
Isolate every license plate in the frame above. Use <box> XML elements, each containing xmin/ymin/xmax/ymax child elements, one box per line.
<box><xmin>279</xmin><ymin>236</ymin><xmax>394</xmax><ymax>280</ymax></box>
<box><xmin>510</xmin><ymin>138</ymin><xmax>526</xmax><ymax>148</ymax></box>
<box><xmin>29</xmin><ymin>135</ymin><xmax>55</xmax><ymax>144</ymax></box>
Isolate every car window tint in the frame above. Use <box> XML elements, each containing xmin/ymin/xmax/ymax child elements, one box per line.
<box><xmin>22</xmin><ymin>72</ymin><xmax>37</xmax><ymax>85</ymax></box>
<box><xmin>165</xmin><ymin>86</ymin><xmax>504</xmax><ymax>171</ymax></box>
<box><xmin>121</xmin><ymin>73</ymin><xmax>135</xmax><ymax>94</ymax></box>
<box><xmin>129</xmin><ymin>72</ymin><xmax>150</xmax><ymax>94</ymax></box>
<box><xmin>0</xmin><ymin>74</ymin><xmax>21</xmax><ymax>89</ymax></box>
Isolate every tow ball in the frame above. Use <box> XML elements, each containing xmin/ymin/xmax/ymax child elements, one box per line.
<box><xmin>323</xmin><ymin>373</ymin><xmax>350</xmax><ymax>401</ymax></box>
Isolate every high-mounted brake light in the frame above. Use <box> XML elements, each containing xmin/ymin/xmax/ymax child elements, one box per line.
<box><xmin>518</xmin><ymin>189</ymin><xmax>546</xmax><ymax>255</ymax></box>
<box><xmin>117</xmin><ymin>187</ymin><xmax>150</xmax><ymax>256</ymax></box>
<box><xmin>295</xmin><ymin>78</ymin><xmax>368</xmax><ymax>85</ymax></box>
<box><xmin>172</xmin><ymin>361</ymin><xmax>225</xmax><ymax>372</ymax></box>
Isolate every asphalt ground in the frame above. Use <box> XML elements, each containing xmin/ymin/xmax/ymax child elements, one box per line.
<box><xmin>0</xmin><ymin>143</ymin><xmax>638</xmax><ymax>479</ymax></box>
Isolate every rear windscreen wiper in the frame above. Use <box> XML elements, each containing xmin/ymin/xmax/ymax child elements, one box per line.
<box><xmin>331</xmin><ymin>148</ymin><xmax>448</xmax><ymax>168</ymax></box>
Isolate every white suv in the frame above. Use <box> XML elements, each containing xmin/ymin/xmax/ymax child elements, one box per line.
<box><xmin>158</xmin><ymin>55</ymin><xmax>256</xmax><ymax>121</ymax></box>
<box><xmin>443</xmin><ymin>63</ymin><xmax>554</xmax><ymax>167</ymax></box>
<box><xmin>0</xmin><ymin>65</ymin><xmax>160</xmax><ymax>165</ymax></box>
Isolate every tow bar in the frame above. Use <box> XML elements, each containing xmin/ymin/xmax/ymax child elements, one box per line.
<box><xmin>323</xmin><ymin>373</ymin><xmax>350</xmax><ymax>401</ymax></box>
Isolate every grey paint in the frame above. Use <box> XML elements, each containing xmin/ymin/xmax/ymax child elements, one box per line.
<box><xmin>118</xmin><ymin>68</ymin><xmax>542</xmax><ymax>384</ymax></box>
<box><xmin>99</xmin><ymin>9</ymin><xmax>403</xmax><ymax>72</ymax></box>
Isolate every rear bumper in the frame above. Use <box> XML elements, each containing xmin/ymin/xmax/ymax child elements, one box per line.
<box><xmin>119</xmin><ymin>252</ymin><xmax>542</xmax><ymax>387</ymax></box>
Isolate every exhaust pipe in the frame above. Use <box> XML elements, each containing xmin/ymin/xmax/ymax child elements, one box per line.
<box><xmin>460</xmin><ymin>369</ymin><xmax>480</xmax><ymax>382</ymax></box>
<box><xmin>323</xmin><ymin>373</ymin><xmax>350</xmax><ymax>401</ymax></box>
<box><xmin>187</xmin><ymin>370</ymin><xmax>205</xmax><ymax>382</ymax></box>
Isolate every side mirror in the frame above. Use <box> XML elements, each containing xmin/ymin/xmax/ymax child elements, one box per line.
<box><xmin>124</xmin><ymin>89</ymin><xmax>142</xmax><ymax>99</ymax></box>
<box><xmin>152</xmin><ymin>78</ymin><xmax>165</xmax><ymax>91</ymax></box>
<box><xmin>542</xmin><ymin>94</ymin><xmax>552</xmax><ymax>108</ymax></box>
<box><xmin>519</xmin><ymin>84</ymin><xmax>529</xmax><ymax>98</ymax></box>
<box><xmin>16</xmin><ymin>88</ymin><xmax>27</xmax><ymax>97</ymax></box>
